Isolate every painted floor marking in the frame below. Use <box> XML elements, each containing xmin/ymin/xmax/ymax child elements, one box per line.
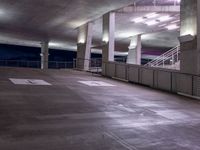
<box><xmin>104</xmin><ymin>131</ymin><xmax>138</xmax><ymax>150</ymax></box>
<box><xmin>9</xmin><ymin>78</ymin><xmax>51</xmax><ymax>85</ymax></box>
<box><xmin>78</xmin><ymin>81</ymin><xmax>115</xmax><ymax>87</ymax></box>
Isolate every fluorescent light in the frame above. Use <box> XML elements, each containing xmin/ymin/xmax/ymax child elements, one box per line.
<box><xmin>78</xmin><ymin>39</ymin><xmax>85</xmax><ymax>44</ymax></box>
<box><xmin>166</xmin><ymin>24</ymin><xmax>179</xmax><ymax>30</ymax></box>
<box><xmin>145</xmin><ymin>12</ymin><xmax>159</xmax><ymax>19</ymax></box>
<box><xmin>145</xmin><ymin>20</ymin><xmax>159</xmax><ymax>26</ymax></box>
<box><xmin>171</xmin><ymin>20</ymin><xmax>180</xmax><ymax>24</ymax></box>
<box><xmin>158</xmin><ymin>24</ymin><xmax>167</xmax><ymax>27</ymax></box>
<box><xmin>158</xmin><ymin>15</ymin><xmax>172</xmax><ymax>22</ymax></box>
<box><xmin>102</xmin><ymin>35</ymin><xmax>109</xmax><ymax>43</ymax></box>
<box><xmin>133</xmin><ymin>17</ymin><xmax>145</xmax><ymax>23</ymax></box>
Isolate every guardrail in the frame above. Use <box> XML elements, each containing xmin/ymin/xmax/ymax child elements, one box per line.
<box><xmin>74</xmin><ymin>58</ymin><xmax>102</xmax><ymax>73</ymax></box>
<box><xmin>0</xmin><ymin>60</ymin><xmax>74</xmax><ymax>69</ymax></box>
<box><xmin>0</xmin><ymin>60</ymin><xmax>41</xmax><ymax>68</ymax></box>
<box><xmin>103</xmin><ymin>61</ymin><xmax>200</xmax><ymax>99</ymax></box>
<box><xmin>145</xmin><ymin>45</ymin><xmax>180</xmax><ymax>70</ymax></box>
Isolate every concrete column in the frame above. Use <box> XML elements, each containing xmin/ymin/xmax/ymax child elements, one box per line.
<box><xmin>127</xmin><ymin>35</ymin><xmax>141</xmax><ymax>65</ymax></box>
<box><xmin>76</xmin><ymin>22</ymin><xmax>93</xmax><ymax>71</ymax></box>
<box><xmin>102</xmin><ymin>12</ymin><xmax>115</xmax><ymax>75</ymax></box>
<box><xmin>180</xmin><ymin>0</ymin><xmax>200</xmax><ymax>75</ymax></box>
<box><xmin>41</xmin><ymin>41</ymin><xmax>49</xmax><ymax>69</ymax></box>
<box><xmin>102</xmin><ymin>12</ymin><xmax>115</xmax><ymax>62</ymax></box>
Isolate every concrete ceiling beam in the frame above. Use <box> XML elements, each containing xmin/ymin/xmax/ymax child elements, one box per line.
<box><xmin>117</xmin><ymin>5</ymin><xmax>180</xmax><ymax>13</ymax></box>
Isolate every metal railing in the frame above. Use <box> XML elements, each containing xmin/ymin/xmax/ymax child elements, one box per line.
<box><xmin>144</xmin><ymin>45</ymin><xmax>180</xmax><ymax>70</ymax></box>
<box><xmin>48</xmin><ymin>61</ymin><xmax>74</xmax><ymax>69</ymax></box>
<box><xmin>115</xmin><ymin>57</ymin><xmax>127</xmax><ymax>63</ymax></box>
<box><xmin>0</xmin><ymin>60</ymin><xmax>41</xmax><ymax>68</ymax></box>
<box><xmin>74</xmin><ymin>58</ymin><xmax>102</xmax><ymax>73</ymax></box>
<box><xmin>0</xmin><ymin>60</ymin><xmax>74</xmax><ymax>69</ymax></box>
<box><xmin>0</xmin><ymin>58</ymin><xmax>103</xmax><ymax>72</ymax></box>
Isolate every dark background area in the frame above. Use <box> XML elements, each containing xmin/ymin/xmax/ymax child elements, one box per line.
<box><xmin>0</xmin><ymin>44</ymin><xmax>102</xmax><ymax>62</ymax></box>
<box><xmin>0</xmin><ymin>44</ymin><xmax>154</xmax><ymax>68</ymax></box>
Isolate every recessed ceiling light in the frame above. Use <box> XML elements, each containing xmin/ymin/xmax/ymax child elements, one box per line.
<box><xmin>171</xmin><ymin>20</ymin><xmax>180</xmax><ymax>24</ymax></box>
<box><xmin>166</xmin><ymin>24</ymin><xmax>179</xmax><ymax>30</ymax></box>
<box><xmin>145</xmin><ymin>20</ymin><xmax>159</xmax><ymax>26</ymax></box>
<box><xmin>145</xmin><ymin>12</ymin><xmax>159</xmax><ymax>19</ymax></box>
<box><xmin>158</xmin><ymin>15</ymin><xmax>172</xmax><ymax>22</ymax></box>
<box><xmin>158</xmin><ymin>24</ymin><xmax>167</xmax><ymax>27</ymax></box>
<box><xmin>132</xmin><ymin>17</ymin><xmax>145</xmax><ymax>23</ymax></box>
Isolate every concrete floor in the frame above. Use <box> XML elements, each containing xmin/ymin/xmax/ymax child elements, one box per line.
<box><xmin>0</xmin><ymin>67</ymin><xmax>200</xmax><ymax>150</ymax></box>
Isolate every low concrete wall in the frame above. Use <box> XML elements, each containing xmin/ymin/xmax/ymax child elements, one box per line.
<box><xmin>140</xmin><ymin>68</ymin><xmax>154</xmax><ymax>87</ymax></box>
<box><xmin>102</xmin><ymin>61</ymin><xmax>200</xmax><ymax>98</ymax></box>
<box><xmin>127</xmin><ymin>65</ymin><xmax>140</xmax><ymax>83</ymax></box>
<box><xmin>115</xmin><ymin>63</ymin><xmax>127</xmax><ymax>80</ymax></box>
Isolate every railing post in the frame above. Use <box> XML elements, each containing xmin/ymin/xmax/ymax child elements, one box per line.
<box><xmin>163</xmin><ymin>55</ymin><xmax>165</xmax><ymax>67</ymax></box>
<box><xmin>172</xmin><ymin>53</ymin><xmax>174</xmax><ymax>65</ymax></box>
<box><xmin>177</xmin><ymin>46</ymin><xmax>179</xmax><ymax>62</ymax></box>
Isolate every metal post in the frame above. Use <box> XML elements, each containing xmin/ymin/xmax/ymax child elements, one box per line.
<box><xmin>172</xmin><ymin>53</ymin><xmax>174</xmax><ymax>65</ymax></box>
<box><xmin>163</xmin><ymin>55</ymin><xmax>165</xmax><ymax>67</ymax></box>
<box><xmin>177</xmin><ymin>46</ymin><xmax>179</xmax><ymax>62</ymax></box>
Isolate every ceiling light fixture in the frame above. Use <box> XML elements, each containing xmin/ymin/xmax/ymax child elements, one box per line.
<box><xmin>145</xmin><ymin>12</ymin><xmax>159</xmax><ymax>19</ymax></box>
<box><xmin>145</xmin><ymin>20</ymin><xmax>159</xmax><ymax>26</ymax></box>
<box><xmin>158</xmin><ymin>15</ymin><xmax>172</xmax><ymax>22</ymax></box>
<box><xmin>166</xmin><ymin>24</ymin><xmax>179</xmax><ymax>30</ymax></box>
<box><xmin>133</xmin><ymin>17</ymin><xmax>145</xmax><ymax>23</ymax></box>
<box><xmin>158</xmin><ymin>24</ymin><xmax>167</xmax><ymax>27</ymax></box>
<box><xmin>171</xmin><ymin>20</ymin><xmax>180</xmax><ymax>24</ymax></box>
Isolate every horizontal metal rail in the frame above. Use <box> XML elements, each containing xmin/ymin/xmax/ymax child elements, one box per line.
<box><xmin>144</xmin><ymin>45</ymin><xmax>180</xmax><ymax>70</ymax></box>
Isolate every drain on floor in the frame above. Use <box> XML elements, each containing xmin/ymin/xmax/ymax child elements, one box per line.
<box><xmin>78</xmin><ymin>81</ymin><xmax>115</xmax><ymax>87</ymax></box>
<box><xmin>9</xmin><ymin>78</ymin><xmax>52</xmax><ymax>85</ymax></box>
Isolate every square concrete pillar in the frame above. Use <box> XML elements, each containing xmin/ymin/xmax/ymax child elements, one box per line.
<box><xmin>127</xmin><ymin>35</ymin><xmax>141</xmax><ymax>65</ymax></box>
<box><xmin>180</xmin><ymin>0</ymin><xmax>200</xmax><ymax>75</ymax></box>
<box><xmin>102</xmin><ymin>12</ymin><xmax>115</xmax><ymax>74</ymax></box>
<box><xmin>76</xmin><ymin>22</ymin><xmax>93</xmax><ymax>71</ymax></box>
<box><xmin>41</xmin><ymin>41</ymin><xmax>49</xmax><ymax>69</ymax></box>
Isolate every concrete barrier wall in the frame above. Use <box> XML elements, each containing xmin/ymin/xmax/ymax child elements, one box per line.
<box><xmin>193</xmin><ymin>76</ymin><xmax>200</xmax><ymax>97</ymax></box>
<box><xmin>154</xmin><ymin>70</ymin><xmax>172</xmax><ymax>91</ymax></box>
<box><xmin>127</xmin><ymin>65</ymin><xmax>140</xmax><ymax>83</ymax></box>
<box><xmin>176</xmin><ymin>73</ymin><xmax>193</xmax><ymax>95</ymax></box>
<box><xmin>115</xmin><ymin>63</ymin><xmax>127</xmax><ymax>80</ymax></box>
<box><xmin>103</xmin><ymin>61</ymin><xmax>200</xmax><ymax>98</ymax></box>
<box><xmin>140</xmin><ymin>68</ymin><xmax>154</xmax><ymax>87</ymax></box>
<box><xmin>106</xmin><ymin>62</ymin><xmax>116</xmax><ymax>77</ymax></box>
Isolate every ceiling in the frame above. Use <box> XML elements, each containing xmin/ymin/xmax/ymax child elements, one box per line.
<box><xmin>0</xmin><ymin>0</ymin><xmax>181</xmax><ymax>53</ymax></box>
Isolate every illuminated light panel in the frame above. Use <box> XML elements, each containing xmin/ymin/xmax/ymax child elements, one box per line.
<box><xmin>171</xmin><ymin>20</ymin><xmax>180</xmax><ymax>24</ymax></box>
<box><xmin>102</xmin><ymin>32</ymin><xmax>109</xmax><ymax>43</ymax></box>
<box><xmin>132</xmin><ymin>17</ymin><xmax>145</xmax><ymax>23</ymax></box>
<box><xmin>145</xmin><ymin>20</ymin><xmax>159</xmax><ymax>26</ymax></box>
<box><xmin>102</xmin><ymin>37</ymin><xmax>109</xmax><ymax>43</ymax></box>
<box><xmin>158</xmin><ymin>24</ymin><xmax>167</xmax><ymax>27</ymax></box>
<box><xmin>145</xmin><ymin>12</ymin><xmax>159</xmax><ymax>19</ymax></box>
<box><xmin>78</xmin><ymin>39</ymin><xmax>85</xmax><ymax>44</ymax></box>
<box><xmin>49</xmin><ymin>42</ymin><xmax>62</xmax><ymax>47</ymax></box>
<box><xmin>158</xmin><ymin>15</ymin><xmax>172</xmax><ymax>22</ymax></box>
<box><xmin>166</xmin><ymin>24</ymin><xmax>179</xmax><ymax>30</ymax></box>
<box><xmin>78</xmin><ymin>35</ymin><xmax>86</xmax><ymax>44</ymax></box>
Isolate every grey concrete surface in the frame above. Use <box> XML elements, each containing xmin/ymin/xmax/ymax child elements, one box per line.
<box><xmin>0</xmin><ymin>67</ymin><xmax>200</xmax><ymax>150</ymax></box>
<box><xmin>0</xmin><ymin>0</ymin><xmax>180</xmax><ymax>52</ymax></box>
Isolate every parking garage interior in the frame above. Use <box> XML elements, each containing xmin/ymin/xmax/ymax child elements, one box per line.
<box><xmin>1</xmin><ymin>0</ymin><xmax>200</xmax><ymax>149</ymax></box>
